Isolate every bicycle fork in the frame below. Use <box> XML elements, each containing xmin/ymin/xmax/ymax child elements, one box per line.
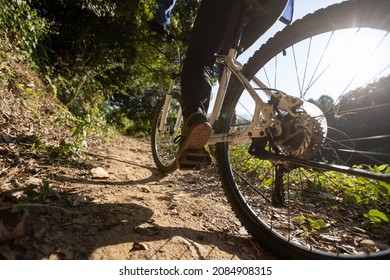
<box><xmin>159</xmin><ymin>79</ymin><xmax>182</xmax><ymax>135</ymax></box>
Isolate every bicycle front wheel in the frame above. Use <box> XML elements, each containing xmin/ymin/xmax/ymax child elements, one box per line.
<box><xmin>151</xmin><ymin>91</ymin><xmax>183</xmax><ymax>173</ymax></box>
<box><xmin>217</xmin><ymin>0</ymin><xmax>390</xmax><ymax>259</ymax></box>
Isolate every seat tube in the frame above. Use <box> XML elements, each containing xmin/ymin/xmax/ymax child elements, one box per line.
<box><xmin>209</xmin><ymin>9</ymin><xmax>245</xmax><ymax>127</ymax></box>
<box><xmin>209</xmin><ymin>49</ymin><xmax>237</xmax><ymax>126</ymax></box>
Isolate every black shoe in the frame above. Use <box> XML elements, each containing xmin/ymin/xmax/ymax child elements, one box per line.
<box><xmin>175</xmin><ymin>112</ymin><xmax>212</xmax><ymax>169</ymax></box>
<box><xmin>148</xmin><ymin>20</ymin><xmax>170</xmax><ymax>38</ymax></box>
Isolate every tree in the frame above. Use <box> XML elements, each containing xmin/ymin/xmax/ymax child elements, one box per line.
<box><xmin>28</xmin><ymin>0</ymin><xmax>200</xmax><ymax>134</ymax></box>
<box><xmin>332</xmin><ymin>76</ymin><xmax>390</xmax><ymax>164</ymax></box>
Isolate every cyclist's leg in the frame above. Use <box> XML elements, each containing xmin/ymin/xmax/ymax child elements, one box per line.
<box><xmin>150</xmin><ymin>0</ymin><xmax>177</xmax><ymax>37</ymax></box>
<box><xmin>180</xmin><ymin>0</ymin><xmax>289</xmax><ymax>117</ymax></box>
<box><xmin>181</xmin><ymin>0</ymin><xmax>244</xmax><ymax>120</ymax></box>
<box><xmin>177</xmin><ymin>0</ymin><xmax>245</xmax><ymax>167</ymax></box>
<box><xmin>155</xmin><ymin>0</ymin><xmax>177</xmax><ymax>26</ymax></box>
<box><xmin>239</xmin><ymin>0</ymin><xmax>288</xmax><ymax>52</ymax></box>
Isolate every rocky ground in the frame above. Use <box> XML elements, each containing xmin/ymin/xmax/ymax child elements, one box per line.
<box><xmin>0</xmin><ymin>133</ymin><xmax>276</xmax><ymax>260</ymax></box>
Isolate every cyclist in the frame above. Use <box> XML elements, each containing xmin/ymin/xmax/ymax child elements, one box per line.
<box><xmin>149</xmin><ymin>0</ymin><xmax>178</xmax><ymax>38</ymax></box>
<box><xmin>177</xmin><ymin>0</ymin><xmax>294</xmax><ymax>168</ymax></box>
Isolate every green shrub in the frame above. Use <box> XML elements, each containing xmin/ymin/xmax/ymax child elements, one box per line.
<box><xmin>0</xmin><ymin>0</ymin><xmax>50</xmax><ymax>55</ymax></box>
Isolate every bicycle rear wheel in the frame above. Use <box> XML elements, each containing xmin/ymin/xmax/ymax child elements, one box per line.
<box><xmin>151</xmin><ymin>91</ymin><xmax>182</xmax><ymax>173</ymax></box>
<box><xmin>217</xmin><ymin>0</ymin><xmax>390</xmax><ymax>259</ymax></box>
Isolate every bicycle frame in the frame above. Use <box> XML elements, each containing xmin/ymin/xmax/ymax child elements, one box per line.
<box><xmin>207</xmin><ymin>47</ymin><xmax>269</xmax><ymax>145</ymax></box>
<box><xmin>159</xmin><ymin>45</ymin><xmax>299</xmax><ymax>146</ymax></box>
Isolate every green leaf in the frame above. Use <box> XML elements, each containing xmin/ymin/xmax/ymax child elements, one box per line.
<box><xmin>294</xmin><ymin>215</ymin><xmax>307</xmax><ymax>222</ymax></box>
<box><xmin>378</xmin><ymin>181</ymin><xmax>390</xmax><ymax>195</ymax></box>
<box><xmin>294</xmin><ymin>216</ymin><xmax>327</xmax><ymax>230</ymax></box>
<box><xmin>364</xmin><ymin>209</ymin><xmax>389</xmax><ymax>223</ymax></box>
<box><xmin>361</xmin><ymin>198</ymin><xmax>369</xmax><ymax>205</ymax></box>
<box><xmin>311</xmin><ymin>219</ymin><xmax>327</xmax><ymax>230</ymax></box>
<box><xmin>264</xmin><ymin>177</ymin><xmax>274</xmax><ymax>187</ymax></box>
<box><xmin>373</xmin><ymin>164</ymin><xmax>388</xmax><ymax>173</ymax></box>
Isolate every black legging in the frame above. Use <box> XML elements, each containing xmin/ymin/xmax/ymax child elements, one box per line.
<box><xmin>180</xmin><ymin>0</ymin><xmax>288</xmax><ymax>119</ymax></box>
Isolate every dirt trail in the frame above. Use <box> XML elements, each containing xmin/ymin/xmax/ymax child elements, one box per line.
<box><xmin>1</xmin><ymin>135</ymin><xmax>276</xmax><ymax>260</ymax></box>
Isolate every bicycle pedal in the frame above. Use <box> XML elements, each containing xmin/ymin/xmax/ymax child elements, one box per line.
<box><xmin>178</xmin><ymin>149</ymin><xmax>211</xmax><ymax>170</ymax></box>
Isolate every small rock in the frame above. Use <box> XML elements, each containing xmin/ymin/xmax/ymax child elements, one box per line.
<box><xmin>90</xmin><ymin>167</ymin><xmax>109</xmax><ymax>179</ymax></box>
<box><xmin>239</xmin><ymin>227</ymin><xmax>248</xmax><ymax>235</ymax></box>
<box><xmin>360</xmin><ymin>239</ymin><xmax>376</xmax><ymax>248</ymax></box>
<box><xmin>130</xmin><ymin>242</ymin><xmax>149</xmax><ymax>252</ymax></box>
<box><xmin>72</xmin><ymin>194</ymin><xmax>87</xmax><ymax>206</ymax></box>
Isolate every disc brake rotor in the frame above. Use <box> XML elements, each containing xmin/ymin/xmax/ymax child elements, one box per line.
<box><xmin>275</xmin><ymin>102</ymin><xmax>326</xmax><ymax>159</ymax></box>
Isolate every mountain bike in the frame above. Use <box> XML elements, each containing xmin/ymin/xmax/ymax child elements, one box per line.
<box><xmin>151</xmin><ymin>0</ymin><xmax>390</xmax><ymax>259</ymax></box>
